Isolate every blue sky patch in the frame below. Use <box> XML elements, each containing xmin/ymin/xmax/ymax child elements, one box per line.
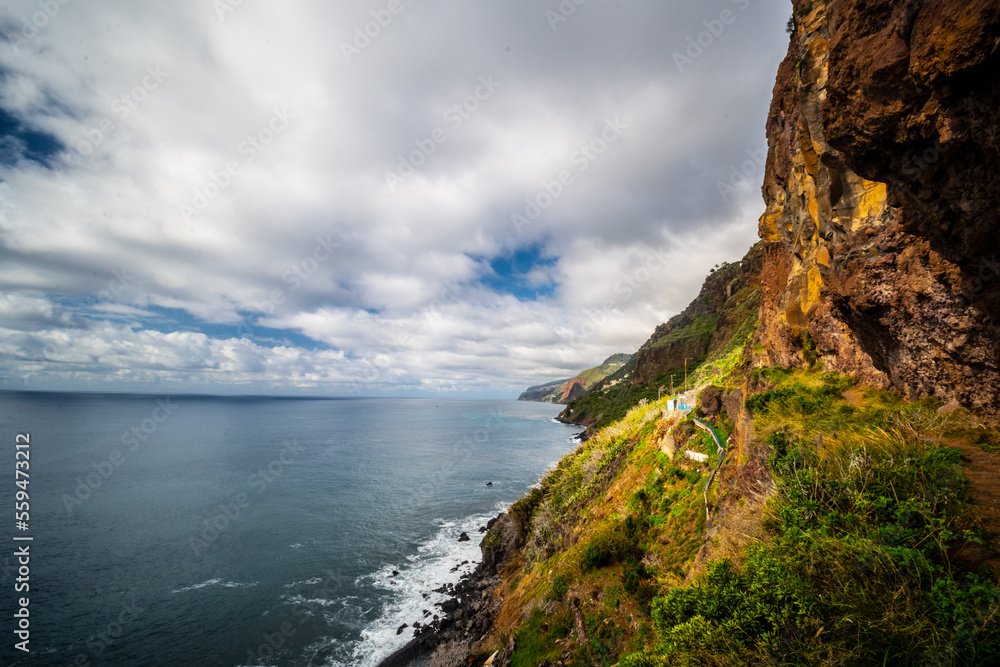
<box><xmin>59</xmin><ymin>298</ymin><xmax>329</xmax><ymax>351</ymax></box>
<box><xmin>474</xmin><ymin>245</ymin><xmax>558</xmax><ymax>301</ymax></box>
<box><xmin>0</xmin><ymin>106</ymin><xmax>63</xmax><ymax>168</ymax></box>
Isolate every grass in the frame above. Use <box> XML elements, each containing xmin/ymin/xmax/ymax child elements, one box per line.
<box><xmin>494</xmin><ymin>396</ymin><xmax>715</xmax><ymax>663</ymax></box>
<box><xmin>511</xmin><ymin>607</ymin><xmax>574</xmax><ymax>667</ymax></box>
<box><xmin>490</xmin><ymin>368</ymin><xmax>1000</xmax><ymax>667</ymax></box>
<box><xmin>623</xmin><ymin>370</ymin><xmax>1000</xmax><ymax>666</ymax></box>
<box><xmin>560</xmin><ymin>284</ymin><xmax>760</xmax><ymax>433</ymax></box>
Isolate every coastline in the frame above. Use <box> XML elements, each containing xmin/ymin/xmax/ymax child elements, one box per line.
<box><xmin>373</xmin><ymin>406</ymin><xmax>579</xmax><ymax>666</ymax></box>
<box><xmin>375</xmin><ymin>511</ymin><xmax>520</xmax><ymax>667</ymax></box>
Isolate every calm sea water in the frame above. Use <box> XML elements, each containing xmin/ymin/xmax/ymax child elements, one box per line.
<box><xmin>0</xmin><ymin>392</ymin><xmax>579</xmax><ymax>666</ymax></box>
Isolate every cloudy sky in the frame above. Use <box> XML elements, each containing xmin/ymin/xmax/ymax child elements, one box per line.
<box><xmin>0</xmin><ymin>0</ymin><xmax>789</xmax><ymax>398</ymax></box>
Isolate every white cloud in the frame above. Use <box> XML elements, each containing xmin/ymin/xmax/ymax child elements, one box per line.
<box><xmin>0</xmin><ymin>0</ymin><xmax>790</xmax><ymax>396</ymax></box>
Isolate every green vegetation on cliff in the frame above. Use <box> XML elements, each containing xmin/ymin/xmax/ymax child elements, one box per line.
<box><xmin>519</xmin><ymin>353</ymin><xmax>632</xmax><ymax>404</ymax></box>
<box><xmin>559</xmin><ymin>245</ymin><xmax>762</xmax><ymax>435</ymax></box>
<box><xmin>624</xmin><ymin>372</ymin><xmax>1000</xmax><ymax>666</ymax></box>
<box><xmin>480</xmin><ymin>369</ymin><xmax>1000</xmax><ymax>666</ymax></box>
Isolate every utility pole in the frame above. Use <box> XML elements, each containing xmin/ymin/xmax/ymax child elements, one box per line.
<box><xmin>684</xmin><ymin>357</ymin><xmax>689</xmax><ymax>390</ymax></box>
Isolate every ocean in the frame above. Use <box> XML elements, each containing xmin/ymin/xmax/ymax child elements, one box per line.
<box><xmin>0</xmin><ymin>392</ymin><xmax>580</xmax><ymax>666</ymax></box>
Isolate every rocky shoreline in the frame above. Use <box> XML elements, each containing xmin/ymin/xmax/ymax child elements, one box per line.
<box><xmin>375</xmin><ymin>512</ymin><xmax>521</xmax><ymax>667</ymax></box>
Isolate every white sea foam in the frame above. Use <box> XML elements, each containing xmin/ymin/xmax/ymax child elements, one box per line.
<box><xmin>282</xmin><ymin>593</ymin><xmax>338</xmax><ymax>608</ymax></box>
<box><xmin>284</xmin><ymin>577</ymin><xmax>324</xmax><ymax>588</ymax></box>
<box><xmin>344</xmin><ymin>503</ymin><xmax>508</xmax><ymax>667</ymax></box>
<box><xmin>170</xmin><ymin>578</ymin><xmax>258</xmax><ymax>594</ymax></box>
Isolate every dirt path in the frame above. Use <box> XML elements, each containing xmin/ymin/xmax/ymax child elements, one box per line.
<box><xmin>948</xmin><ymin>442</ymin><xmax>1000</xmax><ymax>579</ymax></box>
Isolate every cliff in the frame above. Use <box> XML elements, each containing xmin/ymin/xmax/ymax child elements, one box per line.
<box><xmin>389</xmin><ymin>2</ymin><xmax>1000</xmax><ymax>665</ymax></box>
<box><xmin>630</xmin><ymin>243</ymin><xmax>763</xmax><ymax>387</ymax></box>
<box><xmin>559</xmin><ymin>244</ymin><xmax>762</xmax><ymax>436</ymax></box>
<box><xmin>518</xmin><ymin>353</ymin><xmax>632</xmax><ymax>404</ymax></box>
<box><xmin>756</xmin><ymin>0</ymin><xmax>1000</xmax><ymax>419</ymax></box>
<box><xmin>516</xmin><ymin>377</ymin><xmax>573</xmax><ymax>403</ymax></box>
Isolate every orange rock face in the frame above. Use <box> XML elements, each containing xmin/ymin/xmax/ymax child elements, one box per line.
<box><xmin>755</xmin><ymin>0</ymin><xmax>1000</xmax><ymax>417</ymax></box>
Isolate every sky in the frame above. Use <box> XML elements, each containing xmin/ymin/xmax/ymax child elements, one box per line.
<box><xmin>0</xmin><ymin>0</ymin><xmax>791</xmax><ymax>398</ymax></box>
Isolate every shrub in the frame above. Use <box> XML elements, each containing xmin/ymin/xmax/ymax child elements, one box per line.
<box><xmin>801</xmin><ymin>329</ymin><xmax>818</xmax><ymax>367</ymax></box>
<box><xmin>581</xmin><ymin>520</ymin><xmax>643</xmax><ymax>571</ymax></box>
<box><xmin>581</xmin><ymin>527</ymin><xmax>631</xmax><ymax>570</ymax></box>
<box><xmin>549</xmin><ymin>573</ymin><xmax>570</xmax><ymax>601</ymax></box>
<box><xmin>651</xmin><ymin>547</ymin><xmax>817</xmax><ymax>660</ymax></box>
<box><xmin>483</xmin><ymin>528</ymin><xmax>501</xmax><ymax>550</ymax></box>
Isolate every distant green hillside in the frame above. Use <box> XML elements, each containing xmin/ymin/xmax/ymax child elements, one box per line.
<box><xmin>518</xmin><ymin>353</ymin><xmax>632</xmax><ymax>404</ymax></box>
<box><xmin>517</xmin><ymin>378</ymin><xmax>573</xmax><ymax>403</ymax></box>
<box><xmin>559</xmin><ymin>243</ymin><xmax>763</xmax><ymax>435</ymax></box>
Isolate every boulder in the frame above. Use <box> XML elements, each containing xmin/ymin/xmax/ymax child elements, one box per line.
<box><xmin>699</xmin><ymin>385</ymin><xmax>723</xmax><ymax>418</ymax></box>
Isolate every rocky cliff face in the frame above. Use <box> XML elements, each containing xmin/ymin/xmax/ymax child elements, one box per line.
<box><xmin>631</xmin><ymin>242</ymin><xmax>763</xmax><ymax>386</ymax></box>
<box><xmin>756</xmin><ymin>0</ymin><xmax>1000</xmax><ymax>418</ymax></box>
<box><xmin>518</xmin><ymin>353</ymin><xmax>632</xmax><ymax>404</ymax></box>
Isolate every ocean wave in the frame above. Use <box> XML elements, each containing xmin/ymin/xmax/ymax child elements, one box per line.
<box><xmin>281</xmin><ymin>593</ymin><xmax>339</xmax><ymax>608</ymax></box>
<box><xmin>284</xmin><ymin>576</ymin><xmax>324</xmax><ymax>588</ymax></box>
<box><xmin>345</xmin><ymin>503</ymin><xmax>508</xmax><ymax>667</ymax></box>
<box><xmin>170</xmin><ymin>578</ymin><xmax>259</xmax><ymax>594</ymax></box>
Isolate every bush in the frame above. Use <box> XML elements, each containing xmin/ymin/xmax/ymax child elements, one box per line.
<box><xmin>745</xmin><ymin>378</ymin><xmax>850</xmax><ymax>416</ymax></box>
<box><xmin>801</xmin><ymin>329</ymin><xmax>818</xmax><ymax>367</ymax></box>
<box><xmin>651</xmin><ymin>547</ymin><xmax>817</xmax><ymax>660</ymax></box>
<box><xmin>550</xmin><ymin>573</ymin><xmax>570</xmax><ymax>601</ymax></box>
<box><xmin>581</xmin><ymin>526</ymin><xmax>632</xmax><ymax>570</ymax></box>
<box><xmin>483</xmin><ymin>528</ymin><xmax>501</xmax><ymax>550</ymax></box>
